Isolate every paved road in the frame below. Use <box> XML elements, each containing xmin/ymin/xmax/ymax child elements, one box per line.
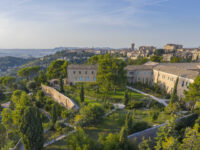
<box><xmin>126</xmin><ymin>86</ymin><xmax>169</xmax><ymax>107</ymax></box>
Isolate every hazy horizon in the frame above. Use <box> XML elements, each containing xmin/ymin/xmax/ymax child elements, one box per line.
<box><xmin>0</xmin><ymin>0</ymin><xmax>200</xmax><ymax>49</ymax></box>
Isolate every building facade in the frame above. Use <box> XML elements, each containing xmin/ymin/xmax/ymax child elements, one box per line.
<box><xmin>126</xmin><ymin>65</ymin><xmax>154</xmax><ymax>85</ymax></box>
<box><xmin>126</xmin><ymin>63</ymin><xmax>200</xmax><ymax>98</ymax></box>
<box><xmin>164</xmin><ymin>44</ymin><xmax>183</xmax><ymax>53</ymax></box>
<box><xmin>67</xmin><ymin>65</ymin><xmax>98</xmax><ymax>85</ymax></box>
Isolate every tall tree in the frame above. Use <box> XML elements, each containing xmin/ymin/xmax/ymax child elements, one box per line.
<box><xmin>123</xmin><ymin>90</ymin><xmax>129</xmax><ymax>106</ymax></box>
<box><xmin>184</xmin><ymin>76</ymin><xmax>200</xmax><ymax>110</ymax></box>
<box><xmin>180</xmin><ymin>123</ymin><xmax>200</xmax><ymax>150</ymax></box>
<box><xmin>0</xmin><ymin>89</ymin><xmax>5</xmax><ymax>102</ymax></box>
<box><xmin>18</xmin><ymin>66</ymin><xmax>40</xmax><ymax>80</ymax></box>
<box><xmin>119</xmin><ymin>126</ymin><xmax>128</xmax><ymax>150</ymax></box>
<box><xmin>139</xmin><ymin>137</ymin><xmax>153</xmax><ymax>150</ymax></box>
<box><xmin>51</xmin><ymin>104</ymin><xmax>57</xmax><ymax>129</ymax></box>
<box><xmin>97</xmin><ymin>54</ymin><xmax>126</xmax><ymax>98</ymax></box>
<box><xmin>47</xmin><ymin>60</ymin><xmax>68</xmax><ymax>79</ymax></box>
<box><xmin>59</xmin><ymin>77</ymin><xmax>64</xmax><ymax>93</ymax></box>
<box><xmin>0</xmin><ymin>123</ymin><xmax>7</xmax><ymax>148</ymax></box>
<box><xmin>155</xmin><ymin>116</ymin><xmax>179</xmax><ymax>150</ymax></box>
<box><xmin>19</xmin><ymin>106</ymin><xmax>44</xmax><ymax>150</ymax></box>
<box><xmin>125</xmin><ymin>112</ymin><xmax>133</xmax><ymax>134</ymax></box>
<box><xmin>80</xmin><ymin>84</ymin><xmax>85</xmax><ymax>103</ymax></box>
<box><xmin>166</xmin><ymin>78</ymin><xmax>180</xmax><ymax>113</ymax></box>
<box><xmin>67</xmin><ymin>128</ymin><xmax>97</xmax><ymax>150</ymax></box>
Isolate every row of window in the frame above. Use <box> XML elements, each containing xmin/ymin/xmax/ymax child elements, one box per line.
<box><xmin>161</xmin><ymin>74</ymin><xmax>174</xmax><ymax>82</ymax></box>
<box><xmin>129</xmin><ymin>71</ymin><xmax>152</xmax><ymax>76</ymax></box>
<box><xmin>74</xmin><ymin>76</ymin><xmax>96</xmax><ymax>81</ymax></box>
<box><xmin>182</xmin><ymin>81</ymin><xmax>189</xmax><ymax>87</ymax></box>
<box><xmin>73</xmin><ymin>71</ymin><xmax>94</xmax><ymax>75</ymax></box>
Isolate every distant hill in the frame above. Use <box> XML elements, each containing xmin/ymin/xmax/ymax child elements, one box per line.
<box><xmin>0</xmin><ymin>56</ymin><xmax>35</xmax><ymax>75</ymax></box>
<box><xmin>0</xmin><ymin>49</ymin><xmax>59</xmax><ymax>58</ymax></box>
<box><xmin>1</xmin><ymin>49</ymin><xmax>95</xmax><ymax>76</ymax></box>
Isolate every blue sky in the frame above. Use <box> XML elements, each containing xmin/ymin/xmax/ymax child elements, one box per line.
<box><xmin>0</xmin><ymin>0</ymin><xmax>200</xmax><ymax>49</ymax></box>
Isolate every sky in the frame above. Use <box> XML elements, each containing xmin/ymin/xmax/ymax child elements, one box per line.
<box><xmin>0</xmin><ymin>0</ymin><xmax>200</xmax><ymax>49</ymax></box>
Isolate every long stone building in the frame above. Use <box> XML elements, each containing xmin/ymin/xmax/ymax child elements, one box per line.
<box><xmin>126</xmin><ymin>63</ymin><xmax>200</xmax><ymax>98</ymax></box>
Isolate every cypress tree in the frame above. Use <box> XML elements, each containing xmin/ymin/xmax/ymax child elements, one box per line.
<box><xmin>51</xmin><ymin>104</ymin><xmax>57</xmax><ymax>129</ymax></box>
<box><xmin>119</xmin><ymin>126</ymin><xmax>128</xmax><ymax>150</ymax></box>
<box><xmin>170</xmin><ymin>78</ymin><xmax>179</xmax><ymax>103</ymax></box>
<box><xmin>123</xmin><ymin>90</ymin><xmax>129</xmax><ymax>106</ymax></box>
<box><xmin>59</xmin><ymin>77</ymin><xmax>64</xmax><ymax>93</ymax></box>
<box><xmin>80</xmin><ymin>84</ymin><xmax>84</xmax><ymax>103</ymax></box>
<box><xmin>19</xmin><ymin>106</ymin><xmax>44</xmax><ymax>150</ymax></box>
<box><xmin>125</xmin><ymin>112</ymin><xmax>133</xmax><ymax>134</ymax></box>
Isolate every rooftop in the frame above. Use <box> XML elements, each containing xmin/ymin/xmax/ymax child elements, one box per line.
<box><xmin>125</xmin><ymin>65</ymin><xmax>154</xmax><ymax>71</ymax></box>
<box><xmin>154</xmin><ymin>63</ymin><xmax>200</xmax><ymax>79</ymax></box>
<box><xmin>68</xmin><ymin>64</ymin><xmax>98</xmax><ymax>70</ymax></box>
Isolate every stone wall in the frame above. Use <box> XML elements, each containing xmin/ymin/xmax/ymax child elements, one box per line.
<box><xmin>41</xmin><ymin>84</ymin><xmax>78</xmax><ymax>110</ymax></box>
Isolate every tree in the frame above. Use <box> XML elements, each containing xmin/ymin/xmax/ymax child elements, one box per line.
<box><xmin>26</xmin><ymin>81</ymin><xmax>37</xmax><ymax>92</ymax></box>
<box><xmin>150</xmin><ymin>55</ymin><xmax>163</xmax><ymax>62</ymax></box>
<box><xmin>59</xmin><ymin>77</ymin><xmax>64</xmax><ymax>93</ymax></box>
<box><xmin>0</xmin><ymin>89</ymin><xmax>5</xmax><ymax>102</ymax></box>
<box><xmin>97</xmin><ymin>54</ymin><xmax>126</xmax><ymax>98</ymax></box>
<box><xmin>51</xmin><ymin>104</ymin><xmax>57</xmax><ymax>129</ymax></box>
<box><xmin>125</xmin><ymin>112</ymin><xmax>133</xmax><ymax>134</ymax></box>
<box><xmin>99</xmin><ymin>133</ymin><xmax>121</xmax><ymax>150</ymax></box>
<box><xmin>1</xmin><ymin>108</ymin><xmax>13</xmax><ymax>129</ymax></box>
<box><xmin>184</xmin><ymin>76</ymin><xmax>200</xmax><ymax>110</ymax></box>
<box><xmin>123</xmin><ymin>90</ymin><xmax>129</xmax><ymax>106</ymax></box>
<box><xmin>67</xmin><ymin>128</ymin><xmax>97</xmax><ymax>150</ymax></box>
<box><xmin>1</xmin><ymin>76</ymin><xmax>16</xmax><ymax>89</ymax></box>
<box><xmin>80</xmin><ymin>84</ymin><xmax>85</xmax><ymax>103</ymax></box>
<box><xmin>88</xmin><ymin>55</ymin><xmax>103</xmax><ymax>65</ymax></box>
<box><xmin>36</xmin><ymin>70</ymin><xmax>47</xmax><ymax>84</ymax></box>
<box><xmin>78</xmin><ymin>104</ymin><xmax>105</xmax><ymax>126</ymax></box>
<box><xmin>155</xmin><ymin>116</ymin><xmax>179</xmax><ymax>150</ymax></box>
<box><xmin>180</xmin><ymin>124</ymin><xmax>200</xmax><ymax>150</ymax></box>
<box><xmin>46</xmin><ymin>60</ymin><xmax>68</xmax><ymax>79</ymax></box>
<box><xmin>18</xmin><ymin>66</ymin><xmax>40</xmax><ymax>80</ymax></box>
<box><xmin>139</xmin><ymin>137</ymin><xmax>153</xmax><ymax>150</ymax></box>
<box><xmin>19</xmin><ymin>106</ymin><xmax>44</xmax><ymax>150</ymax></box>
<box><xmin>166</xmin><ymin>78</ymin><xmax>180</xmax><ymax>114</ymax></box>
<box><xmin>170</xmin><ymin>56</ymin><xmax>182</xmax><ymax>63</ymax></box>
<box><xmin>0</xmin><ymin>123</ymin><xmax>7</xmax><ymax>148</ymax></box>
<box><xmin>119</xmin><ymin>127</ymin><xmax>128</xmax><ymax>150</ymax></box>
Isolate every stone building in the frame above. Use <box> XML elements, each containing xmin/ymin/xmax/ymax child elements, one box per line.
<box><xmin>125</xmin><ymin>65</ymin><xmax>154</xmax><ymax>85</ymax></box>
<box><xmin>126</xmin><ymin>63</ymin><xmax>200</xmax><ymax>98</ymax></box>
<box><xmin>153</xmin><ymin>63</ymin><xmax>199</xmax><ymax>98</ymax></box>
<box><xmin>162</xmin><ymin>53</ymin><xmax>174</xmax><ymax>62</ymax></box>
<box><xmin>138</xmin><ymin>46</ymin><xmax>156</xmax><ymax>57</ymax></box>
<box><xmin>67</xmin><ymin>64</ymin><xmax>98</xmax><ymax>85</ymax></box>
<box><xmin>127</xmin><ymin>51</ymin><xmax>139</xmax><ymax>60</ymax></box>
<box><xmin>164</xmin><ymin>44</ymin><xmax>183</xmax><ymax>53</ymax></box>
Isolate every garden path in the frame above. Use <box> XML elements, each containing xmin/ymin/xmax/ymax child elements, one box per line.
<box><xmin>126</xmin><ymin>86</ymin><xmax>168</xmax><ymax>107</ymax></box>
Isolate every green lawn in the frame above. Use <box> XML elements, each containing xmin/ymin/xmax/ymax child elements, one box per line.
<box><xmin>45</xmin><ymin>138</ymin><xmax>69</xmax><ymax>150</ymax></box>
<box><xmin>64</xmin><ymin>83</ymin><xmax>150</xmax><ymax>105</ymax></box>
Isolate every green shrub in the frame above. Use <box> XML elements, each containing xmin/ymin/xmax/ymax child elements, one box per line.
<box><xmin>127</xmin><ymin>101</ymin><xmax>143</xmax><ymax>109</ymax></box>
<box><xmin>132</xmin><ymin>121</ymin><xmax>150</xmax><ymax>133</ymax></box>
